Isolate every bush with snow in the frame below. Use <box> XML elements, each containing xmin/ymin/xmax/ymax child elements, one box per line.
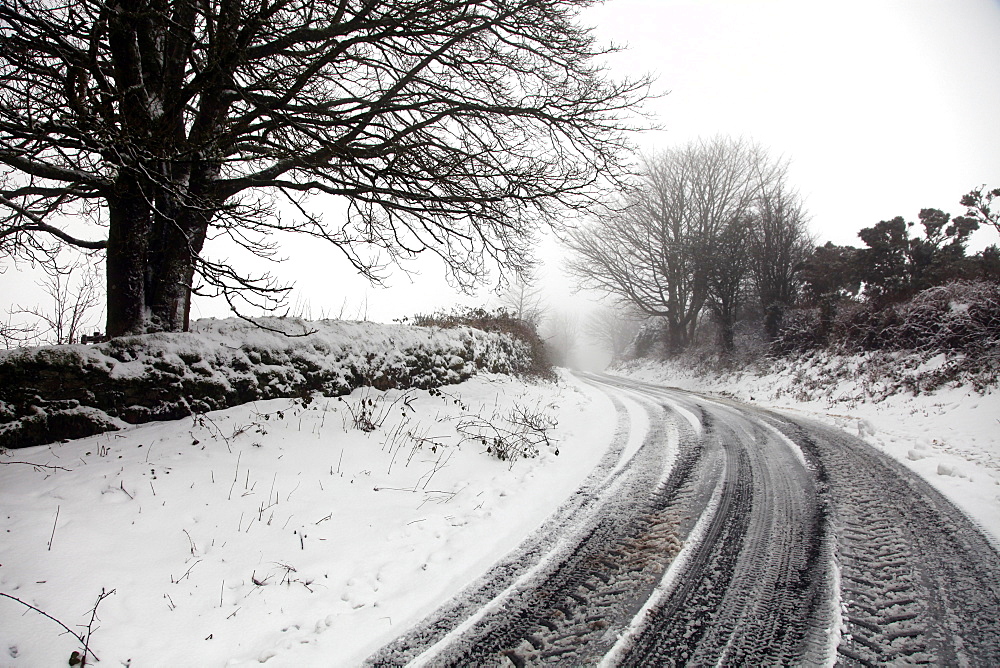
<box><xmin>775</xmin><ymin>280</ymin><xmax>1000</xmax><ymax>356</ymax></box>
<box><xmin>0</xmin><ymin>317</ymin><xmax>541</xmax><ymax>449</ymax></box>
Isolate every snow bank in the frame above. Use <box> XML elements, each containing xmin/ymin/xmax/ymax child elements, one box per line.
<box><xmin>0</xmin><ymin>373</ymin><xmax>616</xmax><ymax>666</ymax></box>
<box><xmin>0</xmin><ymin>317</ymin><xmax>536</xmax><ymax>449</ymax></box>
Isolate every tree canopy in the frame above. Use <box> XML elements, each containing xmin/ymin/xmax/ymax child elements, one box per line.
<box><xmin>0</xmin><ymin>0</ymin><xmax>649</xmax><ymax>336</ymax></box>
<box><xmin>565</xmin><ymin>136</ymin><xmax>803</xmax><ymax>353</ymax></box>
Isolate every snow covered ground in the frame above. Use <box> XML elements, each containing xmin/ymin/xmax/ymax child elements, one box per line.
<box><xmin>0</xmin><ymin>373</ymin><xmax>616</xmax><ymax>666</ymax></box>
<box><xmin>613</xmin><ymin>357</ymin><xmax>1000</xmax><ymax>550</ymax></box>
<box><xmin>3</xmin><ymin>349</ymin><xmax>996</xmax><ymax>667</ymax></box>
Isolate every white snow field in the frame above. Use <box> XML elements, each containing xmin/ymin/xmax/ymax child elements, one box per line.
<box><xmin>2</xmin><ymin>341</ymin><xmax>996</xmax><ymax>666</ymax></box>
<box><xmin>0</xmin><ymin>373</ymin><xmax>616</xmax><ymax>666</ymax></box>
<box><xmin>613</xmin><ymin>357</ymin><xmax>1000</xmax><ymax>549</ymax></box>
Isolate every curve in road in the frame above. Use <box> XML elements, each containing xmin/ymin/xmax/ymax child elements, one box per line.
<box><xmin>366</xmin><ymin>373</ymin><xmax>1000</xmax><ymax>666</ymax></box>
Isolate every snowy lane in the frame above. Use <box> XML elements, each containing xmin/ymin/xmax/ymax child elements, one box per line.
<box><xmin>598</xmin><ymin>375</ymin><xmax>1000</xmax><ymax>666</ymax></box>
<box><xmin>367</xmin><ymin>373</ymin><xmax>829</xmax><ymax>665</ymax></box>
<box><xmin>588</xmin><ymin>374</ymin><xmax>833</xmax><ymax>666</ymax></box>
<box><xmin>368</xmin><ymin>373</ymin><xmax>1000</xmax><ymax>666</ymax></box>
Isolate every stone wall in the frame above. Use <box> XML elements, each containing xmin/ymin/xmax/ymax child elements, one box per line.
<box><xmin>0</xmin><ymin>318</ymin><xmax>534</xmax><ymax>449</ymax></box>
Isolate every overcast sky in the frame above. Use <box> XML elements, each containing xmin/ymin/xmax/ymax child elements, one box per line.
<box><xmin>258</xmin><ymin>0</ymin><xmax>1000</xmax><ymax>323</ymax></box>
<box><xmin>586</xmin><ymin>0</ymin><xmax>1000</xmax><ymax>249</ymax></box>
<box><xmin>6</xmin><ymin>0</ymin><xmax>1000</xmax><ymax>329</ymax></box>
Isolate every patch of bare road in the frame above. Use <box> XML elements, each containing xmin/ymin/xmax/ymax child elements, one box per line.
<box><xmin>367</xmin><ymin>374</ymin><xmax>1000</xmax><ymax>666</ymax></box>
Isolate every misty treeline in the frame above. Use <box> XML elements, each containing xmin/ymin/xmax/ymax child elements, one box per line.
<box><xmin>566</xmin><ymin>137</ymin><xmax>1000</xmax><ymax>361</ymax></box>
<box><xmin>0</xmin><ymin>0</ymin><xmax>648</xmax><ymax>339</ymax></box>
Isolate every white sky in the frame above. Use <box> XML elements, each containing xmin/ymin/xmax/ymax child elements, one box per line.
<box><xmin>247</xmin><ymin>0</ymin><xmax>1000</xmax><ymax>324</ymax></box>
<box><xmin>5</xmin><ymin>0</ymin><xmax>1000</xmax><ymax>329</ymax></box>
<box><xmin>585</xmin><ymin>0</ymin><xmax>1000</xmax><ymax>249</ymax></box>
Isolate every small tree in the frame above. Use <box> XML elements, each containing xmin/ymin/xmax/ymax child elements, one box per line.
<box><xmin>542</xmin><ymin>310</ymin><xmax>579</xmax><ymax>368</ymax></box>
<box><xmin>584</xmin><ymin>303</ymin><xmax>645</xmax><ymax>359</ymax></box>
<box><xmin>498</xmin><ymin>274</ymin><xmax>547</xmax><ymax>328</ymax></box>
<box><xmin>12</xmin><ymin>254</ymin><xmax>102</xmax><ymax>344</ymax></box>
<box><xmin>0</xmin><ymin>316</ymin><xmax>38</xmax><ymax>350</ymax></box>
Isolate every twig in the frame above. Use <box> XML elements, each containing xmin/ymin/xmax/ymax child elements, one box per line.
<box><xmin>0</xmin><ymin>591</ymin><xmax>84</xmax><ymax>641</ymax></box>
<box><xmin>182</xmin><ymin>529</ymin><xmax>197</xmax><ymax>556</ymax></box>
<box><xmin>228</xmin><ymin>451</ymin><xmax>242</xmax><ymax>501</ymax></box>
<box><xmin>0</xmin><ymin>461</ymin><xmax>71</xmax><ymax>472</ymax></box>
<box><xmin>81</xmin><ymin>588</ymin><xmax>115</xmax><ymax>665</ymax></box>
<box><xmin>172</xmin><ymin>559</ymin><xmax>201</xmax><ymax>584</ymax></box>
<box><xmin>47</xmin><ymin>505</ymin><xmax>60</xmax><ymax>551</ymax></box>
<box><xmin>0</xmin><ymin>591</ymin><xmax>107</xmax><ymax>664</ymax></box>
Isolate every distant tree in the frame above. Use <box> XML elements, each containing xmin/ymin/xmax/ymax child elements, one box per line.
<box><xmin>857</xmin><ymin>217</ymin><xmax>911</xmax><ymax>303</ymax></box>
<box><xmin>566</xmin><ymin>137</ymin><xmax>782</xmax><ymax>354</ymax></box>
<box><xmin>705</xmin><ymin>217</ymin><xmax>751</xmax><ymax>353</ymax></box>
<box><xmin>0</xmin><ymin>0</ymin><xmax>649</xmax><ymax>337</ymax></box>
<box><xmin>747</xmin><ymin>183</ymin><xmax>813</xmax><ymax>342</ymax></box>
<box><xmin>909</xmin><ymin>207</ymin><xmax>978</xmax><ymax>289</ymax></box>
<box><xmin>958</xmin><ymin>185</ymin><xmax>1000</xmax><ymax>235</ymax></box>
<box><xmin>542</xmin><ymin>310</ymin><xmax>578</xmax><ymax>367</ymax></box>
<box><xmin>800</xmin><ymin>241</ymin><xmax>862</xmax><ymax>341</ymax></box>
<box><xmin>584</xmin><ymin>303</ymin><xmax>644</xmax><ymax>359</ymax></box>
<box><xmin>857</xmin><ymin>208</ymin><xmax>978</xmax><ymax>303</ymax></box>
<box><xmin>498</xmin><ymin>274</ymin><xmax>547</xmax><ymax>328</ymax></box>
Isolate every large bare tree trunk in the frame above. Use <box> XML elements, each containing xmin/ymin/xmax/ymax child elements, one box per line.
<box><xmin>106</xmin><ymin>180</ymin><xmax>152</xmax><ymax>337</ymax></box>
<box><xmin>145</xmin><ymin>205</ymin><xmax>210</xmax><ymax>333</ymax></box>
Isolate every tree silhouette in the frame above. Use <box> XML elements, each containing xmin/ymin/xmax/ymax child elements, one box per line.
<box><xmin>0</xmin><ymin>0</ymin><xmax>649</xmax><ymax>336</ymax></box>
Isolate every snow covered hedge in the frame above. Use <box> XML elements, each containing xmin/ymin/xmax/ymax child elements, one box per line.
<box><xmin>775</xmin><ymin>280</ymin><xmax>1000</xmax><ymax>356</ymax></box>
<box><xmin>621</xmin><ymin>282</ymin><xmax>1000</xmax><ymax>401</ymax></box>
<box><xmin>0</xmin><ymin>317</ymin><xmax>537</xmax><ymax>449</ymax></box>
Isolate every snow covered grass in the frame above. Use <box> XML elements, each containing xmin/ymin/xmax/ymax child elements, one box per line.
<box><xmin>0</xmin><ymin>373</ymin><xmax>615</xmax><ymax>666</ymax></box>
<box><xmin>613</xmin><ymin>355</ymin><xmax>1000</xmax><ymax>548</ymax></box>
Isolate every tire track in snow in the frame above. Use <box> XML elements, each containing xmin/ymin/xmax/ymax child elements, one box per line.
<box><xmin>773</xmin><ymin>417</ymin><xmax>1000</xmax><ymax>666</ymax></box>
<box><xmin>367</xmin><ymin>374</ymin><xmax>1000</xmax><ymax>666</ymax></box>
<box><xmin>365</xmin><ymin>387</ymin><xmax>677</xmax><ymax>666</ymax></box>
<box><xmin>594</xmin><ymin>377</ymin><xmax>831</xmax><ymax>666</ymax></box>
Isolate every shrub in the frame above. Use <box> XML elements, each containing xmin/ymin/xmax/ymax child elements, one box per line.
<box><xmin>409</xmin><ymin>307</ymin><xmax>554</xmax><ymax>379</ymax></box>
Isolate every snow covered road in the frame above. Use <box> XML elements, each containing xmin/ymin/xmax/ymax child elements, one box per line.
<box><xmin>369</xmin><ymin>373</ymin><xmax>1000</xmax><ymax>666</ymax></box>
<box><xmin>3</xmin><ymin>372</ymin><xmax>998</xmax><ymax>665</ymax></box>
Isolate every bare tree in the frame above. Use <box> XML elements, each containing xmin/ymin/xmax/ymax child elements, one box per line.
<box><xmin>498</xmin><ymin>273</ymin><xmax>547</xmax><ymax>328</ymax></box>
<box><xmin>12</xmin><ymin>253</ymin><xmax>103</xmax><ymax>344</ymax></box>
<box><xmin>565</xmin><ymin>137</ymin><xmax>781</xmax><ymax>354</ymax></box>
<box><xmin>748</xmin><ymin>182</ymin><xmax>813</xmax><ymax>341</ymax></box>
<box><xmin>584</xmin><ymin>302</ymin><xmax>644</xmax><ymax>359</ymax></box>
<box><xmin>0</xmin><ymin>316</ymin><xmax>39</xmax><ymax>350</ymax></box>
<box><xmin>0</xmin><ymin>0</ymin><xmax>649</xmax><ymax>337</ymax></box>
<box><xmin>542</xmin><ymin>310</ymin><xmax>578</xmax><ymax>368</ymax></box>
<box><xmin>705</xmin><ymin>217</ymin><xmax>752</xmax><ymax>353</ymax></box>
